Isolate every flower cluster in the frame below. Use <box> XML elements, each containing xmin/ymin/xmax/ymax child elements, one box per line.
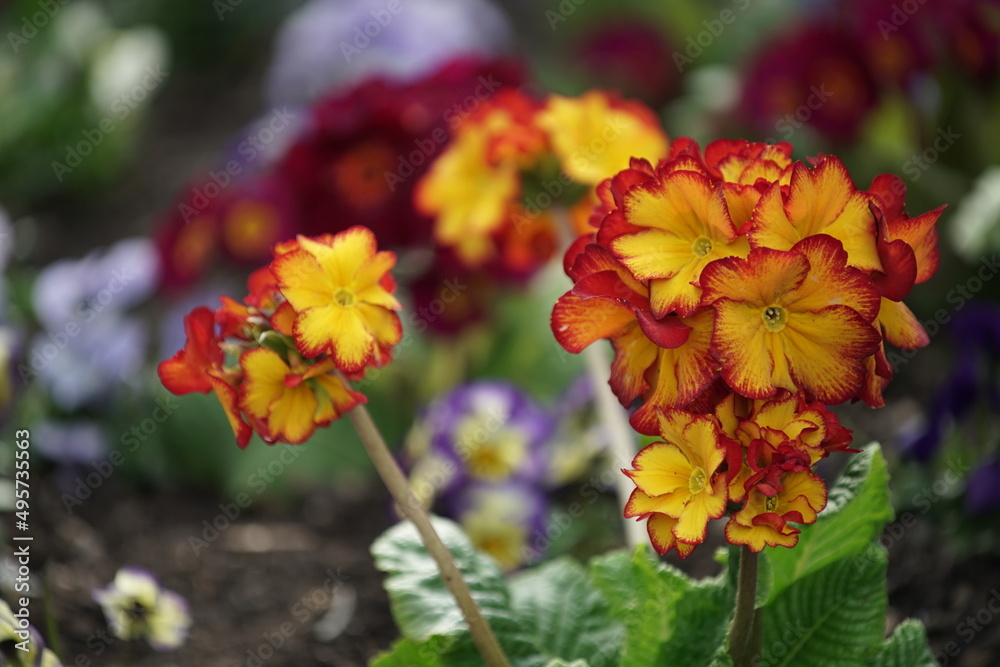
<box><xmin>553</xmin><ymin>137</ymin><xmax>944</xmax><ymax>556</ymax></box>
<box><xmin>158</xmin><ymin>226</ymin><xmax>400</xmax><ymax>447</ymax></box>
<box><xmin>416</xmin><ymin>88</ymin><xmax>669</xmax><ymax>271</ymax></box>
<box><xmin>402</xmin><ymin>380</ymin><xmax>609</xmax><ymax>570</ymax></box>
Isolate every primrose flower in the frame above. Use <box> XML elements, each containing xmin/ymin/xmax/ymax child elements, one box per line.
<box><xmin>552</xmin><ymin>135</ymin><xmax>944</xmax><ymax>556</ymax></box>
<box><xmin>93</xmin><ymin>567</ymin><xmax>191</xmax><ymax>651</ymax></box>
<box><xmin>699</xmin><ymin>235</ymin><xmax>881</xmax><ymax>404</ymax></box>
<box><xmin>240</xmin><ymin>349</ymin><xmax>365</xmax><ymax>444</ymax></box>
<box><xmin>725</xmin><ymin>469</ymin><xmax>828</xmax><ymax>551</ymax></box>
<box><xmin>417</xmin><ymin>89</ymin><xmax>548</xmax><ymax>266</ymax></box>
<box><xmin>0</xmin><ymin>599</ymin><xmax>63</xmax><ymax>666</ymax></box>
<box><xmin>417</xmin><ymin>87</ymin><xmax>668</xmax><ymax>270</ymax></box>
<box><xmin>272</xmin><ymin>226</ymin><xmax>402</xmax><ymax>372</ymax></box>
<box><xmin>624</xmin><ymin>410</ymin><xmax>734</xmax><ymax>552</ymax></box>
<box><xmin>160</xmin><ymin>226</ymin><xmax>400</xmax><ymax>447</ymax></box>
<box><xmin>536</xmin><ymin>90</ymin><xmax>668</xmax><ymax>186</ymax></box>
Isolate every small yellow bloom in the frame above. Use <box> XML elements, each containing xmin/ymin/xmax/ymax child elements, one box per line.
<box><xmin>537</xmin><ymin>90</ymin><xmax>668</xmax><ymax>186</ymax></box>
<box><xmin>272</xmin><ymin>227</ymin><xmax>402</xmax><ymax>372</ymax></box>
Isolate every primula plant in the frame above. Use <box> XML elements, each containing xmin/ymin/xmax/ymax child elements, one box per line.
<box><xmin>158</xmin><ymin>82</ymin><xmax>945</xmax><ymax>664</ymax></box>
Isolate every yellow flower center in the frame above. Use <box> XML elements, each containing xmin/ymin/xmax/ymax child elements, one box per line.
<box><xmin>333</xmin><ymin>288</ymin><xmax>356</xmax><ymax>307</ymax></box>
<box><xmin>691</xmin><ymin>236</ymin><xmax>714</xmax><ymax>258</ymax></box>
<box><xmin>689</xmin><ymin>466</ymin><xmax>707</xmax><ymax>495</ymax></box>
<box><xmin>765</xmin><ymin>495</ymin><xmax>778</xmax><ymax>513</ymax></box>
<box><xmin>762</xmin><ymin>305</ymin><xmax>787</xmax><ymax>332</ymax></box>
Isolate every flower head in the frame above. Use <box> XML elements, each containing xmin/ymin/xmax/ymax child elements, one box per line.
<box><xmin>93</xmin><ymin>567</ymin><xmax>191</xmax><ymax>651</ymax></box>
<box><xmin>272</xmin><ymin>226</ymin><xmax>403</xmax><ymax>372</ymax></box>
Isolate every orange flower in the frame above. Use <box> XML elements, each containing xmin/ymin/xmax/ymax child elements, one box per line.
<box><xmin>610</xmin><ymin>168</ymin><xmax>750</xmax><ymax>318</ymax></box>
<box><xmin>240</xmin><ymin>349</ymin><xmax>365</xmax><ymax>444</ymax></box>
<box><xmin>699</xmin><ymin>234</ymin><xmax>881</xmax><ymax>403</ymax></box>
<box><xmin>271</xmin><ymin>227</ymin><xmax>402</xmax><ymax>372</ymax></box>
<box><xmin>725</xmin><ymin>470</ymin><xmax>828</xmax><ymax>551</ymax></box>
<box><xmin>157</xmin><ymin>307</ymin><xmax>252</xmax><ymax>448</ymax></box>
<box><xmin>749</xmin><ymin>156</ymin><xmax>882</xmax><ymax>271</ymax></box>
<box><xmin>551</xmin><ymin>243</ymin><xmax>717</xmax><ymax>434</ymax></box>
<box><xmin>536</xmin><ymin>90</ymin><xmax>668</xmax><ymax>186</ymax></box>
<box><xmin>624</xmin><ymin>410</ymin><xmax>733</xmax><ymax>546</ymax></box>
<box><xmin>416</xmin><ymin>90</ymin><xmax>547</xmax><ymax>266</ymax></box>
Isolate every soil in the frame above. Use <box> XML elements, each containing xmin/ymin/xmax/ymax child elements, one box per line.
<box><xmin>25</xmin><ymin>471</ymin><xmax>1000</xmax><ymax>667</ymax></box>
<box><xmin>31</xmin><ymin>477</ymin><xmax>397</xmax><ymax>666</ymax></box>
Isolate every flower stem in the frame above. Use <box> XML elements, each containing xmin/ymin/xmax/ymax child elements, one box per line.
<box><xmin>729</xmin><ymin>547</ymin><xmax>762</xmax><ymax>667</ymax></box>
<box><xmin>344</xmin><ymin>390</ymin><xmax>512</xmax><ymax>667</ymax></box>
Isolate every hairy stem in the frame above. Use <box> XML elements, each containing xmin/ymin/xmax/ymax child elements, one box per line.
<box><xmin>345</xmin><ymin>391</ymin><xmax>511</xmax><ymax>667</ymax></box>
<box><xmin>729</xmin><ymin>547</ymin><xmax>762</xmax><ymax>667</ymax></box>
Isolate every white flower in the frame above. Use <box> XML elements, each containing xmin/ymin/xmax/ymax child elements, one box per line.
<box><xmin>93</xmin><ymin>567</ymin><xmax>191</xmax><ymax>651</ymax></box>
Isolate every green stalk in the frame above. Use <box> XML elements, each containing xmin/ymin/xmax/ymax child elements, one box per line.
<box><xmin>729</xmin><ymin>547</ymin><xmax>762</xmax><ymax>667</ymax></box>
<box><xmin>343</xmin><ymin>386</ymin><xmax>512</xmax><ymax>667</ymax></box>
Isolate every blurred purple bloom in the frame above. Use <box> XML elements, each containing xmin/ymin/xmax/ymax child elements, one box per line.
<box><xmin>266</xmin><ymin>0</ymin><xmax>511</xmax><ymax>106</ymax></box>
<box><xmin>33</xmin><ymin>420</ymin><xmax>107</xmax><ymax>464</ymax></box>
<box><xmin>404</xmin><ymin>380</ymin><xmax>554</xmax><ymax>500</ymax></box>
<box><xmin>32</xmin><ymin>237</ymin><xmax>159</xmax><ymax>331</ymax></box>
<box><xmin>966</xmin><ymin>460</ymin><xmax>1000</xmax><ymax>514</ymax></box>
<box><xmin>29</xmin><ymin>238</ymin><xmax>158</xmax><ymax>411</ymax></box>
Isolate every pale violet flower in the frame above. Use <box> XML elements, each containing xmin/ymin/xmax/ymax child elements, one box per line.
<box><xmin>92</xmin><ymin>567</ymin><xmax>191</xmax><ymax>651</ymax></box>
<box><xmin>266</xmin><ymin>0</ymin><xmax>511</xmax><ymax>105</ymax></box>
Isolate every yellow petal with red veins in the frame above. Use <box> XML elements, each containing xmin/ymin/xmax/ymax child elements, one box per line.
<box><xmin>630</xmin><ymin>309</ymin><xmax>716</xmax><ymax>433</ymax></box>
<box><xmin>312</xmin><ymin>374</ymin><xmax>364</xmax><ymax>423</ymax></box>
<box><xmin>780</xmin><ymin>470</ymin><xmax>828</xmax><ymax>521</ymax></box>
<box><xmin>272</xmin><ymin>250</ymin><xmax>332</xmax><ymax>312</ymax></box>
<box><xmin>612</xmin><ymin>229</ymin><xmax>693</xmax><ymax>279</ymax></box>
<box><xmin>210</xmin><ymin>377</ymin><xmax>252</xmax><ymax>449</ymax></box>
<box><xmin>782</xmin><ymin>306</ymin><xmax>881</xmax><ymax>404</ymax></box>
<box><xmin>553</xmin><ymin>295</ymin><xmax>636</xmax><ymax>353</ymax></box>
<box><xmin>710</xmin><ymin>300</ymin><xmax>777</xmax><ymax>399</ymax></box>
<box><xmin>293</xmin><ymin>305</ymin><xmax>370</xmax><ymax>370</ymax></box>
<box><xmin>352</xmin><ymin>250</ymin><xmax>396</xmax><ymax>291</ymax></box>
<box><xmin>302</xmin><ymin>227</ymin><xmax>376</xmax><ymax>285</ymax></box>
<box><xmin>624</xmin><ymin>488</ymin><xmax>686</xmax><ymax>519</ymax></box>
<box><xmin>357</xmin><ymin>302</ymin><xmax>404</xmax><ymax>347</ymax></box>
<box><xmin>878</xmin><ymin>298</ymin><xmax>929</xmax><ymax>349</ymax></box>
<box><xmin>647</xmin><ymin>513</ymin><xmax>697</xmax><ymax>558</ymax></box>
<box><xmin>267</xmin><ymin>384</ymin><xmax>319</xmax><ymax>444</ymax></box>
<box><xmin>240</xmin><ymin>348</ymin><xmax>289</xmax><ymax>419</ymax></box>
<box><xmin>625</xmin><ymin>442</ymin><xmax>691</xmax><ymax>496</ymax></box>
<box><xmin>785</xmin><ymin>236</ymin><xmax>880</xmax><ymax>321</ymax></box>
<box><xmin>672</xmin><ymin>475</ymin><xmax>728</xmax><ymax>544</ymax></box>
<box><xmin>725</xmin><ymin>517</ymin><xmax>799</xmax><ymax>551</ymax></box>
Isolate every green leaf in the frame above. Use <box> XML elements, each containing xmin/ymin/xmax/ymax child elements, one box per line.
<box><xmin>543</xmin><ymin>661</ymin><xmax>591</xmax><ymax>667</ymax></box>
<box><xmin>759</xmin><ymin>542</ymin><xmax>888</xmax><ymax>667</ymax></box>
<box><xmin>370</xmin><ymin>517</ymin><xmax>543</xmax><ymax>666</ymax></box>
<box><xmin>370</xmin><ymin>637</ymin><xmax>449</xmax><ymax>667</ymax></box>
<box><xmin>590</xmin><ymin>547</ymin><xmax>734</xmax><ymax>667</ymax></box>
<box><xmin>863</xmin><ymin>619</ymin><xmax>938</xmax><ymax>667</ymax></box>
<box><xmin>767</xmin><ymin>445</ymin><xmax>894</xmax><ymax>602</ymax></box>
<box><xmin>509</xmin><ymin>558</ymin><xmax>623</xmax><ymax>666</ymax></box>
